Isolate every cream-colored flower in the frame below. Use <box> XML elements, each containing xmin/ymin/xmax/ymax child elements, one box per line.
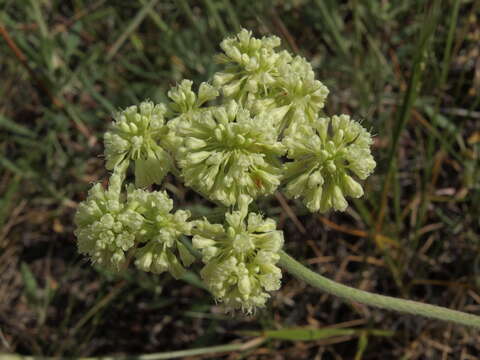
<box><xmin>283</xmin><ymin>114</ymin><xmax>376</xmax><ymax>213</ymax></box>
<box><xmin>172</xmin><ymin>100</ymin><xmax>285</xmax><ymax>206</ymax></box>
<box><xmin>193</xmin><ymin>196</ymin><xmax>283</xmax><ymax>313</ymax></box>
<box><xmin>104</xmin><ymin>101</ymin><xmax>172</xmax><ymax>187</ymax></box>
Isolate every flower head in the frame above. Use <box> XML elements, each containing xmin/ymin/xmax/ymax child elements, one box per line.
<box><xmin>214</xmin><ymin>29</ymin><xmax>292</xmax><ymax>100</ymax></box>
<box><xmin>173</xmin><ymin>100</ymin><xmax>286</xmax><ymax>206</ymax></box>
<box><xmin>193</xmin><ymin>196</ymin><xmax>283</xmax><ymax>313</ymax></box>
<box><xmin>131</xmin><ymin>189</ymin><xmax>194</xmax><ymax>279</ymax></box>
<box><xmin>282</xmin><ymin>114</ymin><xmax>376</xmax><ymax>213</ymax></box>
<box><xmin>74</xmin><ymin>172</ymin><xmax>144</xmax><ymax>271</ymax></box>
<box><xmin>75</xmin><ymin>171</ymin><xmax>194</xmax><ymax>276</ymax></box>
<box><xmin>104</xmin><ymin>101</ymin><xmax>171</xmax><ymax>187</ymax></box>
<box><xmin>274</xmin><ymin>56</ymin><xmax>329</xmax><ymax>129</ymax></box>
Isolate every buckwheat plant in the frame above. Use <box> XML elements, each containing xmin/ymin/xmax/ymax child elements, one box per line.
<box><xmin>75</xmin><ymin>29</ymin><xmax>480</xmax><ymax>327</ymax></box>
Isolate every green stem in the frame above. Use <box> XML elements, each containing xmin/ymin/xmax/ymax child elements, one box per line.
<box><xmin>279</xmin><ymin>251</ymin><xmax>480</xmax><ymax>329</ymax></box>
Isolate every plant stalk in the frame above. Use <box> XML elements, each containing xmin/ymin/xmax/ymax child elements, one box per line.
<box><xmin>279</xmin><ymin>251</ymin><xmax>480</xmax><ymax>329</ymax></box>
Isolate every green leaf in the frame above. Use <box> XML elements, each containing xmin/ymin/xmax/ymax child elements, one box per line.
<box><xmin>134</xmin><ymin>153</ymin><xmax>168</xmax><ymax>188</ymax></box>
<box><xmin>181</xmin><ymin>271</ymin><xmax>208</xmax><ymax>291</ymax></box>
<box><xmin>166</xmin><ymin>250</ymin><xmax>186</xmax><ymax>279</ymax></box>
<box><xmin>178</xmin><ymin>241</ymin><xmax>196</xmax><ymax>267</ymax></box>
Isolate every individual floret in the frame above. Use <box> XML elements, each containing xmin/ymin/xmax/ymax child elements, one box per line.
<box><xmin>104</xmin><ymin>101</ymin><xmax>172</xmax><ymax>187</ymax></box>
<box><xmin>192</xmin><ymin>196</ymin><xmax>284</xmax><ymax>313</ymax></box>
<box><xmin>282</xmin><ymin>114</ymin><xmax>376</xmax><ymax>213</ymax></box>
<box><xmin>167</xmin><ymin>79</ymin><xmax>219</xmax><ymax>117</ymax></box>
<box><xmin>172</xmin><ymin>100</ymin><xmax>286</xmax><ymax>206</ymax></box>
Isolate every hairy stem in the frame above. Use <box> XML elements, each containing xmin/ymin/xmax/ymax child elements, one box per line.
<box><xmin>279</xmin><ymin>251</ymin><xmax>480</xmax><ymax>329</ymax></box>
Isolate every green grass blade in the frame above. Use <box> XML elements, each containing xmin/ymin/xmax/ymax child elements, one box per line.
<box><xmin>240</xmin><ymin>327</ymin><xmax>356</xmax><ymax>341</ymax></box>
<box><xmin>203</xmin><ymin>0</ymin><xmax>227</xmax><ymax>37</ymax></box>
<box><xmin>416</xmin><ymin>0</ymin><xmax>462</xmax><ymax>234</ymax></box>
<box><xmin>0</xmin><ymin>114</ymin><xmax>36</xmax><ymax>137</ymax></box>
<box><xmin>376</xmin><ymin>1</ymin><xmax>441</xmax><ymax>233</ymax></box>
<box><xmin>354</xmin><ymin>331</ymin><xmax>369</xmax><ymax>360</ymax></box>
<box><xmin>20</xmin><ymin>262</ymin><xmax>41</xmax><ymax>307</ymax></box>
<box><xmin>106</xmin><ymin>0</ymin><xmax>160</xmax><ymax>61</ymax></box>
<box><xmin>0</xmin><ymin>338</ymin><xmax>265</xmax><ymax>360</ymax></box>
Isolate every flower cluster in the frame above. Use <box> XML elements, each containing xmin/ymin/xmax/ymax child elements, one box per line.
<box><xmin>74</xmin><ymin>28</ymin><xmax>376</xmax><ymax>314</ymax></box>
<box><xmin>167</xmin><ymin>79</ymin><xmax>219</xmax><ymax>117</ymax></box>
<box><xmin>175</xmin><ymin>100</ymin><xmax>285</xmax><ymax>206</ymax></box>
<box><xmin>214</xmin><ymin>29</ymin><xmax>290</xmax><ymax>99</ymax></box>
<box><xmin>104</xmin><ymin>101</ymin><xmax>172</xmax><ymax>187</ymax></box>
<box><xmin>193</xmin><ymin>196</ymin><xmax>283</xmax><ymax>313</ymax></box>
<box><xmin>213</xmin><ymin>29</ymin><xmax>329</xmax><ymax>133</ymax></box>
<box><xmin>283</xmin><ymin>114</ymin><xmax>376</xmax><ymax>213</ymax></box>
<box><xmin>75</xmin><ymin>171</ymin><xmax>194</xmax><ymax>277</ymax></box>
<box><xmin>75</xmin><ymin>172</ymin><xmax>142</xmax><ymax>271</ymax></box>
<box><xmin>274</xmin><ymin>56</ymin><xmax>329</xmax><ymax>130</ymax></box>
<box><xmin>131</xmin><ymin>189</ymin><xmax>194</xmax><ymax>278</ymax></box>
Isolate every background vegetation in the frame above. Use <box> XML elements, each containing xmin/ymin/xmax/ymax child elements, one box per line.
<box><xmin>1</xmin><ymin>0</ymin><xmax>479</xmax><ymax>358</ymax></box>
